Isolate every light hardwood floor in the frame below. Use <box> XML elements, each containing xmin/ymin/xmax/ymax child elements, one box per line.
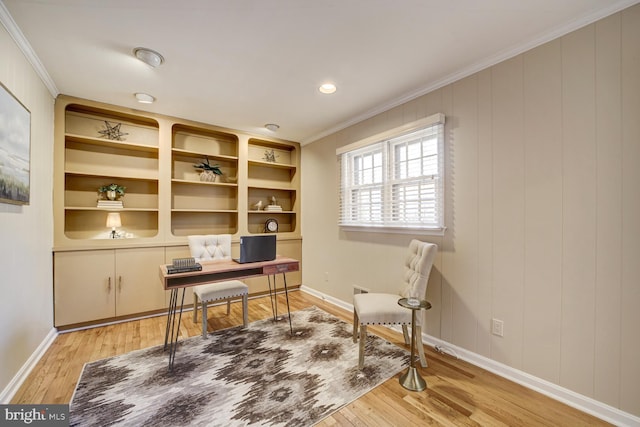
<box><xmin>12</xmin><ymin>290</ymin><xmax>609</xmax><ymax>426</ymax></box>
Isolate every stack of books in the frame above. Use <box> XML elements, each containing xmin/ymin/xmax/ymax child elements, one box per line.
<box><xmin>264</xmin><ymin>204</ymin><xmax>282</xmax><ymax>212</ymax></box>
<box><xmin>97</xmin><ymin>200</ymin><xmax>123</xmax><ymax>208</ymax></box>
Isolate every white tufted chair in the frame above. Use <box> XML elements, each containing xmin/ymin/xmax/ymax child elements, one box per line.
<box><xmin>188</xmin><ymin>234</ymin><xmax>249</xmax><ymax>338</ymax></box>
<box><xmin>352</xmin><ymin>240</ymin><xmax>437</xmax><ymax>369</ymax></box>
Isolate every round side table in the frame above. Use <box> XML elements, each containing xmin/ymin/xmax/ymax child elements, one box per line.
<box><xmin>397</xmin><ymin>297</ymin><xmax>431</xmax><ymax>391</ymax></box>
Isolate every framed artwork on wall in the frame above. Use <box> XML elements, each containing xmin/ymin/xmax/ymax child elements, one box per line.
<box><xmin>0</xmin><ymin>81</ymin><xmax>31</xmax><ymax>205</ymax></box>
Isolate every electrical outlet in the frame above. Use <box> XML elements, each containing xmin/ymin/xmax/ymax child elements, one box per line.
<box><xmin>492</xmin><ymin>318</ymin><xmax>504</xmax><ymax>337</ymax></box>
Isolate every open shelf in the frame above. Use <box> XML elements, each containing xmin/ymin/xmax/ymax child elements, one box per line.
<box><xmin>64</xmin><ymin>210</ymin><xmax>159</xmax><ymax>240</ymax></box>
<box><xmin>172</xmin><ymin>180</ymin><xmax>238</xmax><ymax>212</ymax></box>
<box><xmin>65</xmin><ymin>207</ymin><xmax>159</xmax><ymax>212</ymax></box>
<box><xmin>65</xmin><ymin>133</ymin><xmax>158</xmax><ymax>152</ymax></box>
<box><xmin>172</xmin><ymin>124</ymin><xmax>238</xmax><ymax>157</ymax></box>
<box><xmin>248</xmin><ymin>158</ymin><xmax>297</xmax><ymax>171</ymax></box>
<box><xmin>65</xmin><ymin>140</ymin><xmax>158</xmax><ymax>180</ymax></box>
<box><xmin>171</xmin><ymin>211</ymin><xmax>238</xmax><ymax>236</ymax></box>
<box><xmin>248</xmin><ymin>138</ymin><xmax>296</xmax><ymax>166</ymax></box>
<box><xmin>65</xmin><ymin>104</ymin><xmax>159</xmax><ymax>147</ymax></box>
<box><xmin>171</xmin><ymin>152</ymin><xmax>238</xmax><ymax>183</ymax></box>
<box><xmin>248</xmin><ymin>186</ymin><xmax>296</xmax><ymax>212</ymax></box>
<box><xmin>65</xmin><ymin>174</ymin><xmax>158</xmax><ymax>210</ymax></box>
<box><xmin>248</xmin><ymin>163</ymin><xmax>296</xmax><ymax>188</ymax></box>
<box><xmin>248</xmin><ymin>212</ymin><xmax>296</xmax><ymax>234</ymax></box>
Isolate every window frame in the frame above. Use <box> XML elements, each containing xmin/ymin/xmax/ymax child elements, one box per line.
<box><xmin>337</xmin><ymin>113</ymin><xmax>445</xmax><ymax>235</ymax></box>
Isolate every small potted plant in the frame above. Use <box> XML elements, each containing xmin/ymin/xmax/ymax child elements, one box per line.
<box><xmin>194</xmin><ymin>156</ymin><xmax>223</xmax><ymax>182</ymax></box>
<box><xmin>98</xmin><ymin>183</ymin><xmax>126</xmax><ymax>200</ymax></box>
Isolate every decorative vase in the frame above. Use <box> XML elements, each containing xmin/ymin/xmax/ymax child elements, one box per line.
<box><xmin>106</xmin><ymin>190</ymin><xmax>117</xmax><ymax>200</ymax></box>
<box><xmin>200</xmin><ymin>170</ymin><xmax>216</xmax><ymax>182</ymax></box>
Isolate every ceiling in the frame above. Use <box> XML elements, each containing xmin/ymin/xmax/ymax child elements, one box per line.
<box><xmin>2</xmin><ymin>0</ymin><xmax>637</xmax><ymax>144</ymax></box>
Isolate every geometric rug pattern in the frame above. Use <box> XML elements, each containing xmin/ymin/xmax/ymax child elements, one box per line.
<box><xmin>70</xmin><ymin>306</ymin><xmax>409</xmax><ymax>426</ymax></box>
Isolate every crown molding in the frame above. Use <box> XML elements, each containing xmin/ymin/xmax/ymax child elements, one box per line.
<box><xmin>0</xmin><ymin>1</ymin><xmax>59</xmax><ymax>97</ymax></box>
<box><xmin>301</xmin><ymin>0</ymin><xmax>640</xmax><ymax>145</ymax></box>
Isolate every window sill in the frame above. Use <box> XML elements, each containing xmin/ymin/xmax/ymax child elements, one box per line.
<box><xmin>339</xmin><ymin>225</ymin><xmax>446</xmax><ymax>236</ymax></box>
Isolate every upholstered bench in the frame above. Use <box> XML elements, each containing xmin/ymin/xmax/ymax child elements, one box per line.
<box><xmin>193</xmin><ymin>280</ymin><xmax>248</xmax><ymax>338</ymax></box>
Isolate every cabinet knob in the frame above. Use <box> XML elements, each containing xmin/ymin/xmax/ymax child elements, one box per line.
<box><xmin>107</xmin><ymin>277</ymin><xmax>111</xmax><ymax>292</ymax></box>
<box><xmin>118</xmin><ymin>276</ymin><xmax>122</xmax><ymax>292</ymax></box>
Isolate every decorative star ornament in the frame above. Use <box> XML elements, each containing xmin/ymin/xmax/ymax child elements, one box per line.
<box><xmin>98</xmin><ymin>121</ymin><xmax>128</xmax><ymax>141</ymax></box>
<box><xmin>263</xmin><ymin>149</ymin><xmax>279</xmax><ymax>162</ymax></box>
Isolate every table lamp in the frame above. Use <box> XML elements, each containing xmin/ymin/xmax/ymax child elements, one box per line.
<box><xmin>106</xmin><ymin>212</ymin><xmax>121</xmax><ymax>239</ymax></box>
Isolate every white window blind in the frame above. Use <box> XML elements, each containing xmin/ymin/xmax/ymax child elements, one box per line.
<box><xmin>338</xmin><ymin>114</ymin><xmax>445</xmax><ymax>232</ymax></box>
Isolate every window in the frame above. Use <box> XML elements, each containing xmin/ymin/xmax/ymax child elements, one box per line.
<box><xmin>337</xmin><ymin>114</ymin><xmax>445</xmax><ymax>233</ymax></box>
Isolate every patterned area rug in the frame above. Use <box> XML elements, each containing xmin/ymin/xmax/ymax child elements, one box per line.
<box><xmin>70</xmin><ymin>306</ymin><xmax>409</xmax><ymax>426</ymax></box>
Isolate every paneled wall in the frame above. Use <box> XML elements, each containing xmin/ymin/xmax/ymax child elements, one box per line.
<box><xmin>302</xmin><ymin>4</ymin><xmax>640</xmax><ymax>417</ymax></box>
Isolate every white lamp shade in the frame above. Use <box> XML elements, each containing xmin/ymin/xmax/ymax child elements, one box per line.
<box><xmin>106</xmin><ymin>212</ymin><xmax>122</xmax><ymax>228</ymax></box>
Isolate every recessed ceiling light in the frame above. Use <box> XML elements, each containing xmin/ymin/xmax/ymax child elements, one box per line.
<box><xmin>134</xmin><ymin>93</ymin><xmax>155</xmax><ymax>104</ymax></box>
<box><xmin>319</xmin><ymin>83</ymin><xmax>337</xmax><ymax>94</ymax></box>
<box><xmin>133</xmin><ymin>47</ymin><xmax>164</xmax><ymax>67</ymax></box>
<box><xmin>264</xmin><ymin>123</ymin><xmax>280</xmax><ymax>132</ymax></box>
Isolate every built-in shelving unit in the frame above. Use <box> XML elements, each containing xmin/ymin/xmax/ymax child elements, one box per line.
<box><xmin>53</xmin><ymin>96</ymin><xmax>302</xmax><ymax>327</ymax></box>
<box><xmin>247</xmin><ymin>138</ymin><xmax>298</xmax><ymax>234</ymax></box>
<box><xmin>170</xmin><ymin>124</ymin><xmax>240</xmax><ymax>236</ymax></box>
<box><xmin>61</xmin><ymin>104</ymin><xmax>160</xmax><ymax>240</ymax></box>
<box><xmin>54</xmin><ymin>97</ymin><xmax>300</xmax><ymax>247</ymax></box>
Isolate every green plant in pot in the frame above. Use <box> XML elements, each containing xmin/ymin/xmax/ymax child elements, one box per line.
<box><xmin>98</xmin><ymin>183</ymin><xmax>126</xmax><ymax>201</ymax></box>
<box><xmin>194</xmin><ymin>156</ymin><xmax>223</xmax><ymax>182</ymax></box>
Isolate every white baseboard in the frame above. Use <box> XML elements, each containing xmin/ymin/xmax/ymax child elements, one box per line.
<box><xmin>421</xmin><ymin>336</ymin><xmax>640</xmax><ymax>427</ymax></box>
<box><xmin>300</xmin><ymin>286</ymin><xmax>640</xmax><ymax>427</ymax></box>
<box><xmin>301</xmin><ymin>285</ymin><xmax>353</xmax><ymax>312</ymax></box>
<box><xmin>0</xmin><ymin>328</ymin><xmax>58</xmax><ymax>404</ymax></box>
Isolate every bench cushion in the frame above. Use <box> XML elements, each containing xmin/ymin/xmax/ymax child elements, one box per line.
<box><xmin>193</xmin><ymin>280</ymin><xmax>248</xmax><ymax>302</ymax></box>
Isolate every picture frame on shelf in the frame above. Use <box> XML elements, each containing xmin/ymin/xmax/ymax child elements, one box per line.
<box><xmin>0</xmin><ymin>81</ymin><xmax>31</xmax><ymax>205</ymax></box>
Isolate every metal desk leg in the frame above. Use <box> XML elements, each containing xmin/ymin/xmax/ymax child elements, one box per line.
<box><xmin>164</xmin><ymin>287</ymin><xmax>185</xmax><ymax>370</ymax></box>
<box><xmin>282</xmin><ymin>272</ymin><xmax>293</xmax><ymax>335</ymax></box>
<box><xmin>164</xmin><ymin>288</ymin><xmax>178</xmax><ymax>350</ymax></box>
<box><xmin>267</xmin><ymin>273</ymin><xmax>293</xmax><ymax>335</ymax></box>
<box><xmin>267</xmin><ymin>274</ymin><xmax>278</xmax><ymax>321</ymax></box>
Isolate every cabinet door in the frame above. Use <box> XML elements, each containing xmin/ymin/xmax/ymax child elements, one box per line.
<box><xmin>115</xmin><ymin>247</ymin><xmax>167</xmax><ymax>316</ymax></box>
<box><xmin>54</xmin><ymin>250</ymin><xmax>115</xmax><ymax>326</ymax></box>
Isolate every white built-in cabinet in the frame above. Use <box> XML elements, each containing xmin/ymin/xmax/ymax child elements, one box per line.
<box><xmin>54</xmin><ymin>247</ymin><xmax>167</xmax><ymax>326</ymax></box>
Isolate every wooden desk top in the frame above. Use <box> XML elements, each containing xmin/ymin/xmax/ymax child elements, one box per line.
<box><xmin>159</xmin><ymin>255</ymin><xmax>299</xmax><ymax>289</ymax></box>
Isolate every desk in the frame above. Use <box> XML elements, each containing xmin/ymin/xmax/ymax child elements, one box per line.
<box><xmin>159</xmin><ymin>256</ymin><xmax>299</xmax><ymax>369</ymax></box>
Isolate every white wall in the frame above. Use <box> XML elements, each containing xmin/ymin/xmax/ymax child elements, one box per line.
<box><xmin>0</xmin><ymin>21</ymin><xmax>54</xmax><ymax>398</ymax></box>
<box><xmin>302</xmin><ymin>4</ymin><xmax>640</xmax><ymax>418</ymax></box>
